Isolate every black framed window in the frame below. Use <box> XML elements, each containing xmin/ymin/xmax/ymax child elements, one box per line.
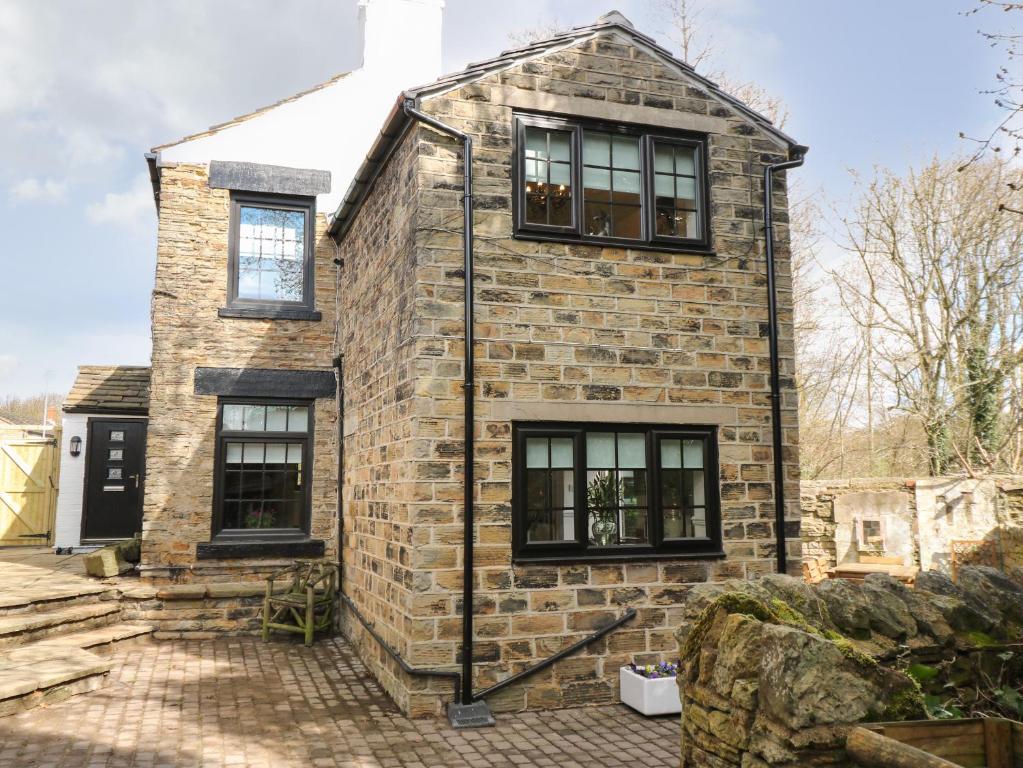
<box><xmin>213</xmin><ymin>398</ymin><xmax>313</xmax><ymax>539</ymax></box>
<box><xmin>513</xmin><ymin>422</ymin><xmax>722</xmax><ymax>562</ymax></box>
<box><xmin>514</xmin><ymin>113</ymin><xmax>710</xmax><ymax>251</ymax></box>
<box><xmin>224</xmin><ymin>193</ymin><xmax>317</xmax><ymax>319</ymax></box>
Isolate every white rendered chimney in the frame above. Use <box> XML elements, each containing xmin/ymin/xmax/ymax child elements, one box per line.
<box><xmin>359</xmin><ymin>0</ymin><xmax>445</xmax><ymax>80</ymax></box>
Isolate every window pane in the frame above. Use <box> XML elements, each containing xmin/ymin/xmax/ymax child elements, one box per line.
<box><xmin>661</xmin><ymin>471</ymin><xmax>683</xmax><ymax>507</ymax></box>
<box><xmin>583</xmin><ymin>166</ymin><xmax>611</xmax><ymax>195</ymax></box>
<box><xmin>661</xmin><ymin>439</ymin><xmax>682</xmax><ymax>469</ymax></box>
<box><xmin>286</xmin><ymin>444</ymin><xmax>303</xmax><ymax>466</ymax></box>
<box><xmin>265</xmin><ymin>443</ymin><xmax>287</xmax><ymax>464</ymax></box>
<box><xmin>549</xmin><ymin>131</ymin><xmax>571</xmax><ymax>162</ymax></box>
<box><xmin>586</xmin><ymin>433</ymin><xmax>615</xmax><ymax>467</ymax></box>
<box><xmin>654</xmin><ymin>144</ymin><xmax>674</xmax><ymax>173</ymax></box>
<box><xmin>265</xmin><ymin>405</ymin><xmax>288</xmax><ymax>431</ymax></box>
<box><xmin>223</xmin><ymin>405</ymin><xmax>244</xmax><ymax>431</ymax></box>
<box><xmin>683</xmin><ymin>439</ymin><xmax>704</xmax><ymax>468</ymax></box>
<box><xmin>549</xmin><ymin>191</ymin><xmax>572</xmax><ymax>227</ymax></box>
<box><xmin>526</xmin><ymin>438</ymin><xmax>549</xmax><ymax>468</ymax></box>
<box><xmin>242</xmin><ymin>443</ymin><xmax>264</xmax><ymax>464</ymax></box>
<box><xmin>551</xmin><ymin>469</ymin><xmax>574</xmax><ymax>507</ymax></box>
<box><xmin>655</xmin><ymin>173</ymin><xmax>674</xmax><ymax>199</ymax></box>
<box><xmin>526</xmin><ymin>469</ymin><xmax>548</xmax><ymax>509</ymax></box>
<box><xmin>612</xmin><ymin>136</ymin><xmax>640</xmax><ymax>170</ymax></box>
<box><xmin>621</xmin><ymin>508</ymin><xmax>648</xmax><ymax>543</ymax></box>
<box><xmin>550</xmin><ymin>161</ymin><xmax>571</xmax><ymax>186</ymax></box>
<box><xmin>225</xmin><ymin>442</ymin><xmax>243</xmax><ymax>464</ymax></box>
<box><xmin>612</xmin><ymin>169</ymin><xmax>641</xmax><ymax>197</ymax></box>
<box><xmin>550</xmin><ymin>438</ymin><xmax>573</xmax><ymax>468</ymax></box>
<box><xmin>287</xmin><ymin>406</ymin><xmax>308</xmax><ymax>432</ymax></box>
<box><xmin>617</xmin><ymin>433</ymin><xmax>646</xmax><ymax>468</ymax></box>
<box><xmin>612</xmin><ymin>205</ymin><xmax>641</xmax><ymax>238</ymax></box>
<box><xmin>656</xmin><ymin>207</ymin><xmax>676</xmax><ymax>236</ymax></box>
<box><xmin>663</xmin><ymin>508</ymin><xmax>686</xmax><ymax>538</ymax></box>
<box><xmin>524</xmin><ymin>158</ymin><xmax>544</xmax><ymax>183</ymax></box>
<box><xmin>620</xmin><ymin>469</ymin><xmax>647</xmax><ymax>507</ymax></box>
<box><xmin>680</xmin><ymin>211</ymin><xmax>698</xmax><ymax>238</ymax></box>
<box><xmin>242</xmin><ymin>405</ymin><xmax>265</xmax><ymax>432</ymax></box>
<box><xmin>584</xmin><ymin>202</ymin><xmax>612</xmax><ymax>236</ymax></box>
<box><xmin>583</xmin><ymin>132</ymin><xmax>610</xmax><ymax>165</ymax></box>
<box><xmin>676</xmin><ymin>176</ymin><xmax>698</xmax><ymax>208</ymax></box>
<box><xmin>688</xmin><ymin>470</ymin><xmax>706</xmax><ymax>506</ymax></box>
<box><xmin>692</xmin><ymin>508</ymin><xmax>707</xmax><ymax>537</ymax></box>
<box><xmin>524</xmin><ymin>127</ymin><xmax>548</xmax><ymax>159</ymax></box>
<box><xmin>526</xmin><ymin>193</ymin><xmax>547</xmax><ymax>224</ymax></box>
<box><xmin>675</xmin><ymin>146</ymin><xmax>696</xmax><ymax>175</ymax></box>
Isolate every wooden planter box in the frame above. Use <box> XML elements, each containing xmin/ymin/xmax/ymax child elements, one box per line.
<box><xmin>618</xmin><ymin>667</ymin><xmax>681</xmax><ymax>716</ymax></box>
<box><xmin>848</xmin><ymin>718</ymin><xmax>1023</xmax><ymax>767</ymax></box>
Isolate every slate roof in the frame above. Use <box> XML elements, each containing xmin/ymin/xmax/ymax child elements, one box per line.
<box><xmin>63</xmin><ymin>366</ymin><xmax>151</xmax><ymax>415</ymax></box>
<box><xmin>327</xmin><ymin>10</ymin><xmax>805</xmax><ymax>239</ymax></box>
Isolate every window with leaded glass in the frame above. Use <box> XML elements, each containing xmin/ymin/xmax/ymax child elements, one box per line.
<box><xmin>214</xmin><ymin>399</ymin><xmax>312</xmax><ymax>536</ymax></box>
<box><xmin>226</xmin><ymin>193</ymin><xmax>316</xmax><ymax>316</ymax></box>
<box><xmin>513</xmin><ymin>423</ymin><xmax>721</xmax><ymax>561</ymax></box>
<box><xmin>514</xmin><ymin>114</ymin><xmax>709</xmax><ymax>251</ymax></box>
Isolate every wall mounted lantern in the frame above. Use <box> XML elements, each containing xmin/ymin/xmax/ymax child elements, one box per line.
<box><xmin>69</xmin><ymin>436</ymin><xmax>82</xmax><ymax>457</ymax></box>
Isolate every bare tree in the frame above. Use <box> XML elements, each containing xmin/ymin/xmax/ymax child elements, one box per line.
<box><xmin>507</xmin><ymin>21</ymin><xmax>569</xmax><ymax>47</ymax></box>
<box><xmin>652</xmin><ymin>0</ymin><xmax>789</xmax><ymax>127</ymax></box>
<box><xmin>962</xmin><ymin>2</ymin><xmax>1023</xmax><ymax>169</ymax></box>
<box><xmin>833</xmin><ymin>157</ymin><xmax>1023</xmax><ymax>475</ymax></box>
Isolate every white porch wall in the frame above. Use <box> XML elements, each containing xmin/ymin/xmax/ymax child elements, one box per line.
<box><xmin>54</xmin><ymin>413</ymin><xmax>147</xmax><ymax>551</ymax></box>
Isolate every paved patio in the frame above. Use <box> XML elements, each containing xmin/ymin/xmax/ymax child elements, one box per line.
<box><xmin>0</xmin><ymin>635</ymin><xmax>679</xmax><ymax>767</ymax></box>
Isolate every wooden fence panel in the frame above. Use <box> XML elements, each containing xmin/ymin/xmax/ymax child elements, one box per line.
<box><xmin>0</xmin><ymin>427</ymin><xmax>59</xmax><ymax>546</ymax></box>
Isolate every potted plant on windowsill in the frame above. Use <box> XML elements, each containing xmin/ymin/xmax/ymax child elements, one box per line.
<box><xmin>620</xmin><ymin>661</ymin><xmax>682</xmax><ymax>716</ymax></box>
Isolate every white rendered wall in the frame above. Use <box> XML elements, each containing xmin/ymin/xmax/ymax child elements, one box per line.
<box><xmin>54</xmin><ymin>413</ymin><xmax>144</xmax><ymax>551</ymax></box>
<box><xmin>159</xmin><ymin>0</ymin><xmax>445</xmax><ymax>215</ymax></box>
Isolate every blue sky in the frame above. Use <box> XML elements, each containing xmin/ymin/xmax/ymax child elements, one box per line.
<box><xmin>0</xmin><ymin>0</ymin><xmax>1005</xmax><ymax>397</ymax></box>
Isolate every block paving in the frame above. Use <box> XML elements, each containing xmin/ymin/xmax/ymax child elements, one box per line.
<box><xmin>0</xmin><ymin>636</ymin><xmax>678</xmax><ymax>767</ymax></box>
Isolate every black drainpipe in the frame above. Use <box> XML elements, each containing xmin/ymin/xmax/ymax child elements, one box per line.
<box><xmin>401</xmin><ymin>98</ymin><xmax>478</xmax><ymax>712</ymax></box>
<box><xmin>763</xmin><ymin>148</ymin><xmax>806</xmax><ymax>575</ymax></box>
<box><xmin>334</xmin><ymin>353</ymin><xmax>344</xmax><ymax>609</ymax></box>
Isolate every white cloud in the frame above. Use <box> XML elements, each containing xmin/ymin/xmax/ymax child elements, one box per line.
<box><xmin>85</xmin><ymin>174</ymin><xmax>153</xmax><ymax>229</ymax></box>
<box><xmin>9</xmin><ymin>177</ymin><xmax>67</xmax><ymax>203</ymax></box>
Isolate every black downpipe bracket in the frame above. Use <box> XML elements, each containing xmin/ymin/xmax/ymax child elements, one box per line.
<box><xmin>763</xmin><ymin>149</ymin><xmax>806</xmax><ymax>575</ymax></box>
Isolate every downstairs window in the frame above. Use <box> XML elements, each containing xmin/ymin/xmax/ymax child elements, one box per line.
<box><xmin>512</xmin><ymin>423</ymin><xmax>722</xmax><ymax>561</ymax></box>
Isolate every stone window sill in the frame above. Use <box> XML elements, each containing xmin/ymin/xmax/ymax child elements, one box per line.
<box><xmin>512</xmin><ymin>550</ymin><xmax>726</xmax><ymax>565</ymax></box>
<box><xmin>196</xmin><ymin>538</ymin><xmax>325</xmax><ymax>560</ymax></box>
<box><xmin>218</xmin><ymin>306</ymin><xmax>322</xmax><ymax>321</ymax></box>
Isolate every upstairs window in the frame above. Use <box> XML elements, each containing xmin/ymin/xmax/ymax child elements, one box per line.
<box><xmin>513</xmin><ymin>423</ymin><xmax>722</xmax><ymax>561</ymax></box>
<box><xmin>514</xmin><ymin>114</ymin><xmax>710</xmax><ymax>251</ymax></box>
<box><xmin>224</xmin><ymin>193</ymin><xmax>318</xmax><ymax>319</ymax></box>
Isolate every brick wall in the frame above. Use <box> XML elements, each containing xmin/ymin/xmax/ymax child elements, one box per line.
<box><xmin>340</xmin><ymin>32</ymin><xmax>801</xmax><ymax>716</ymax></box>
<box><xmin>143</xmin><ymin>163</ymin><xmax>339</xmax><ymax>581</ymax></box>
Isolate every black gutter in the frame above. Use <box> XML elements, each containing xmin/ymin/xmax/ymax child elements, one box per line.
<box><xmin>400</xmin><ymin>98</ymin><xmax>477</xmax><ymax>708</ymax></box>
<box><xmin>473</xmin><ymin>608</ymin><xmax>637</xmax><ymax>700</ymax></box>
<box><xmin>763</xmin><ymin>149</ymin><xmax>806</xmax><ymax>575</ymax></box>
<box><xmin>340</xmin><ymin>592</ymin><xmax>462</xmax><ymax>704</ymax></box>
<box><xmin>334</xmin><ymin>354</ymin><xmax>344</xmax><ymax>625</ymax></box>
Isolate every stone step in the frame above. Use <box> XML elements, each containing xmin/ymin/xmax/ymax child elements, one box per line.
<box><xmin>0</xmin><ymin>584</ymin><xmax>117</xmax><ymax>616</ymax></box>
<box><xmin>0</xmin><ymin>644</ymin><xmax>111</xmax><ymax>718</ymax></box>
<box><xmin>0</xmin><ymin>603</ymin><xmax>122</xmax><ymax>648</ymax></box>
<box><xmin>40</xmin><ymin>622</ymin><xmax>154</xmax><ymax>653</ymax></box>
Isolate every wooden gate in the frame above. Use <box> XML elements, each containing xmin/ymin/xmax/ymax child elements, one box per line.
<box><xmin>0</xmin><ymin>426</ymin><xmax>60</xmax><ymax>546</ymax></box>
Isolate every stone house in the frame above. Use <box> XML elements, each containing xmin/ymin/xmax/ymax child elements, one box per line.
<box><xmin>120</xmin><ymin>4</ymin><xmax>806</xmax><ymax>719</ymax></box>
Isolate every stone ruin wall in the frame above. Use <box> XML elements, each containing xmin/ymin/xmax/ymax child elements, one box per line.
<box><xmin>801</xmin><ymin>476</ymin><xmax>1023</xmax><ymax>574</ymax></box>
<box><xmin>675</xmin><ymin>566</ymin><xmax>1023</xmax><ymax>767</ymax></box>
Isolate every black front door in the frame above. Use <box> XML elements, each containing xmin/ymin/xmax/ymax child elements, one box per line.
<box><xmin>82</xmin><ymin>419</ymin><xmax>146</xmax><ymax>541</ymax></box>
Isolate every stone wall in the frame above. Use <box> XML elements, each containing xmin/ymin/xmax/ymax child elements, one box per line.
<box><xmin>675</xmin><ymin>567</ymin><xmax>1023</xmax><ymax>767</ymax></box>
<box><xmin>143</xmin><ymin>163</ymin><xmax>339</xmax><ymax>581</ymax></box>
<box><xmin>336</xmin><ymin>30</ymin><xmax>801</xmax><ymax>716</ymax></box>
<box><xmin>801</xmin><ymin>476</ymin><xmax>1023</xmax><ymax>574</ymax></box>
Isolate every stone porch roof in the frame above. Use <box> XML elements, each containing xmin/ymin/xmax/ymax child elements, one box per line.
<box><xmin>63</xmin><ymin>366</ymin><xmax>151</xmax><ymax>415</ymax></box>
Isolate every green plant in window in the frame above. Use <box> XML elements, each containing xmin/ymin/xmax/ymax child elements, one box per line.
<box><xmin>587</xmin><ymin>472</ymin><xmax>619</xmax><ymax>546</ymax></box>
<box><xmin>244</xmin><ymin>506</ymin><xmax>278</xmax><ymax>529</ymax></box>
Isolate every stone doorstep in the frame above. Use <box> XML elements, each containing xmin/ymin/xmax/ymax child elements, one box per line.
<box><xmin>38</xmin><ymin>622</ymin><xmax>155</xmax><ymax>652</ymax></box>
<box><xmin>0</xmin><ymin>645</ymin><xmax>110</xmax><ymax>698</ymax></box>
<box><xmin>0</xmin><ymin>602</ymin><xmax>121</xmax><ymax>647</ymax></box>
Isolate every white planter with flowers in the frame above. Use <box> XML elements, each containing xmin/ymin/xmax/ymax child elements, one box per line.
<box><xmin>619</xmin><ymin>662</ymin><xmax>682</xmax><ymax>716</ymax></box>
